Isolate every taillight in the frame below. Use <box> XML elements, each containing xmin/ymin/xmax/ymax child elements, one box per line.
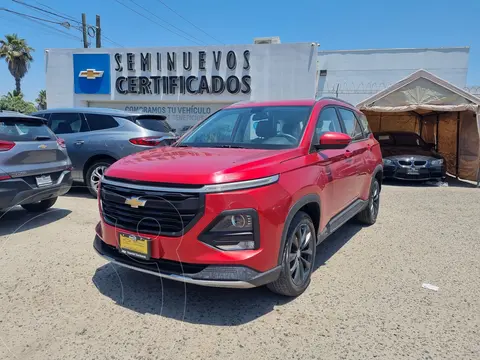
<box><xmin>129</xmin><ymin>137</ymin><xmax>162</xmax><ymax>146</ymax></box>
<box><xmin>0</xmin><ymin>140</ymin><xmax>15</xmax><ymax>151</ymax></box>
<box><xmin>57</xmin><ymin>138</ymin><xmax>66</xmax><ymax>148</ymax></box>
<box><xmin>0</xmin><ymin>174</ymin><xmax>11</xmax><ymax>181</ymax></box>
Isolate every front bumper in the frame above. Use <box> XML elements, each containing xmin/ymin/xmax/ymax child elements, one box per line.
<box><xmin>0</xmin><ymin>170</ymin><xmax>73</xmax><ymax>210</ymax></box>
<box><xmin>93</xmin><ymin>234</ymin><xmax>281</xmax><ymax>288</ymax></box>
<box><xmin>383</xmin><ymin>164</ymin><xmax>446</xmax><ymax>181</ymax></box>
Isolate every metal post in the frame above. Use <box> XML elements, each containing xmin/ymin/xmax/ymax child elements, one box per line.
<box><xmin>96</xmin><ymin>15</ymin><xmax>101</xmax><ymax>48</ymax></box>
<box><xmin>82</xmin><ymin>13</ymin><xmax>88</xmax><ymax>48</ymax></box>
<box><xmin>456</xmin><ymin>112</ymin><xmax>461</xmax><ymax>178</ymax></box>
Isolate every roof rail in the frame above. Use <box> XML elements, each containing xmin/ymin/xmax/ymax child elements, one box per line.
<box><xmin>316</xmin><ymin>96</ymin><xmax>356</xmax><ymax>108</ymax></box>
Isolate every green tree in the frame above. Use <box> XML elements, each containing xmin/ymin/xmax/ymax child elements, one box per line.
<box><xmin>0</xmin><ymin>91</ymin><xmax>37</xmax><ymax>114</ymax></box>
<box><xmin>0</xmin><ymin>34</ymin><xmax>34</xmax><ymax>93</ymax></box>
<box><xmin>36</xmin><ymin>89</ymin><xmax>47</xmax><ymax>110</ymax></box>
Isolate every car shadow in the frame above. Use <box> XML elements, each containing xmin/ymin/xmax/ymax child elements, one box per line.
<box><xmin>92</xmin><ymin>222</ymin><xmax>363</xmax><ymax>326</ymax></box>
<box><xmin>63</xmin><ymin>184</ymin><xmax>96</xmax><ymax>200</ymax></box>
<box><xmin>382</xmin><ymin>174</ymin><xmax>478</xmax><ymax>188</ymax></box>
<box><xmin>0</xmin><ymin>207</ymin><xmax>72</xmax><ymax>236</ymax></box>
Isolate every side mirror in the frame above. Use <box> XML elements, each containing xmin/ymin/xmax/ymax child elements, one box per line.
<box><xmin>315</xmin><ymin>132</ymin><xmax>352</xmax><ymax>150</ymax></box>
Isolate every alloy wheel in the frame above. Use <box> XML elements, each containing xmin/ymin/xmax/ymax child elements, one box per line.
<box><xmin>288</xmin><ymin>223</ymin><xmax>314</xmax><ymax>286</ymax></box>
<box><xmin>90</xmin><ymin>165</ymin><xmax>107</xmax><ymax>193</ymax></box>
<box><xmin>370</xmin><ymin>181</ymin><xmax>380</xmax><ymax>219</ymax></box>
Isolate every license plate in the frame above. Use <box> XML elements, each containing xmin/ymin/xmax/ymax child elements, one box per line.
<box><xmin>36</xmin><ymin>175</ymin><xmax>52</xmax><ymax>187</ymax></box>
<box><xmin>118</xmin><ymin>233</ymin><xmax>151</xmax><ymax>260</ymax></box>
<box><xmin>407</xmin><ymin>169</ymin><xmax>419</xmax><ymax>175</ymax></box>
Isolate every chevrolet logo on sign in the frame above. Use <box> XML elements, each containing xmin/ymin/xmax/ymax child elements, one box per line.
<box><xmin>79</xmin><ymin>69</ymin><xmax>104</xmax><ymax>80</ymax></box>
<box><xmin>124</xmin><ymin>197</ymin><xmax>147</xmax><ymax>208</ymax></box>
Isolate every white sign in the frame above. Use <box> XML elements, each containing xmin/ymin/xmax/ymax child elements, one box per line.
<box><xmin>90</xmin><ymin>102</ymin><xmax>229</xmax><ymax>126</ymax></box>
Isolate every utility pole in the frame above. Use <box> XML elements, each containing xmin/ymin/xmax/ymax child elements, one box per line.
<box><xmin>95</xmin><ymin>15</ymin><xmax>101</xmax><ymax>48</ymax></box>
<box><xmin>81</xmin><ymin>13</ymin><xmax>88</xmax><ymax>48</ymax></box>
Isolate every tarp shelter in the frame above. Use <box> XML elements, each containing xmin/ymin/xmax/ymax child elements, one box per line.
<box><xmin>357</xmin><ymin>70</ymin><xmax>480</xmax><ymax>185</ymax></box>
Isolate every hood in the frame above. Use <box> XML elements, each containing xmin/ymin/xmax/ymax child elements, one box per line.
<box><xmin>105</xmin><ymin>146</ymin><xmax>302</xmax><ymax>185</ymax></box>
<box><xmin>382</xmin><ymin>146</ymin><xmax>441</xmax><ymax>160</ymax></box>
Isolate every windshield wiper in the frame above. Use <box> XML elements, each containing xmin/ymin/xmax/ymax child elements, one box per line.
<box><xmin>209</xmin><ymin>145</ymin><xmax>246</xmax><ymax>149</ymax></box>
<box><xmin>34</xmin><ymin>136</ymin><xmax>52</xmax><ymax>140</ymax></box>
<box><xmin>175</xmin><ymin>144</ymin><xmax>191</xmax><ymax>147</ymax></box>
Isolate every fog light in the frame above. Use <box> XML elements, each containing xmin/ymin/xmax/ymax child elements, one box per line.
<box><xmin>210</xmin><ymin>213</ymin><xmax>253</xmax><ymax>232</ymax></box>
<box><xmin>217</xmin><ymin>241</ymin><xmax>255</xmax><ymax>251</ymax></box>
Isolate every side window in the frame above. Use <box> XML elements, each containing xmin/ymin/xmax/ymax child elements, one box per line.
<box><xmin>356</xmin><ymin>112</ymin><xmax>371</xmax><ymax>135</ymax></box>
<box><xmin>49</xmin><ymin>113</ymin><xmax>85</xmax><ymax>134</ymax></box>
<box><xmin>314</xmin><ymin>107</ymin><xmax>342</xmax><ymax>143</ymax></box>
<box><xmin>338</xmin><ymin>108</ymin><xmax>364</xmax><ymax>140</ymax></box>
<box><xmin>84</xmin><ymin>114</ymin><xmax>119</xmax><ymax>131</ymax></box>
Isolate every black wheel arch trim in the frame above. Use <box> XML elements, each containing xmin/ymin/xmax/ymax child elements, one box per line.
<box><xmin>373</xmin><ymin>164</ymin><xmax>383</xmax><ymax>186</ymax></box>
<box><xmin>276</xmin><ymin>194</ymin><xmax>321</xmax><ymax>265</ymax></box>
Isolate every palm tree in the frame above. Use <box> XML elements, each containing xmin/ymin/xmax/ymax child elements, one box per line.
<box><xmin>0</xmin><ymin>34</ymin><xmax>34</xmax><ymax>93</ymax></box>
<box><xmin>36</xmin><ymin>89</ymin><xmax>47</xmax><ymax>110</ymax></box>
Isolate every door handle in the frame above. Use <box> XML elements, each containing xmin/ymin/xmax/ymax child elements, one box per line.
<box><xmin>74</xmin><ymin>140</ymin><xmax>84</xmax><ymax>145</ymax></box>
<box><xmin>367</xmin><ymin>144</ymin><xmax>372</xmax><ymax>151</ymax></box>
<box><xmin>344</xmin><ymin>150</ymin><xmax>353</xmax><ymax>158</ymax></box>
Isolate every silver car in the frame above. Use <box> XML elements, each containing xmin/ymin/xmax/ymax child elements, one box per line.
<box><xmin>32</xmin><ymin>108</ymin><xmax>177</xmax><ymax>197</ymax></box>
<box><xmin>0</xmin><ymin>111</ymin><xmax>72</xmax><ymax>213</ymax></box>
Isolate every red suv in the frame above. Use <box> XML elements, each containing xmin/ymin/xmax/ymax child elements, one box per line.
<box><xmin>94</xmin><ymin>98</ymin><xmax>383</xmax><ymax>297</ymax></box>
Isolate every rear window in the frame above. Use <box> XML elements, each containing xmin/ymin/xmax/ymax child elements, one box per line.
<box><xmin>134</xmin><ymin>118</ymin><xmax>174</xmax><ymax>132</ymax></box>
<box><xmin>0</xmin><ymin>119</ymin><xmax>54</xmax><ymax>141</ymax></box>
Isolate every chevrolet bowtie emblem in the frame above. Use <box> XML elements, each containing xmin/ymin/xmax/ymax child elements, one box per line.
<box><xmin>38</xmin><ymin>144</ymin><xmax>47</xmax><ymax>149</ymax></box>
<box><xmin>124</xmin><ymin>197</ymin><xmax>146</xmax><ymax>208</ymax></box>
<box><xmin>79</xmin><ymin>69</ymin><xmax>104</xmax><ymax>80</ymax></box>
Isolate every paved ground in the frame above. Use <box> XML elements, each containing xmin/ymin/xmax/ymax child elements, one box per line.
<box><xmin>0</xmin><ymin>181</ymin><xmax>479</xmax><ymax>360</ymax></box>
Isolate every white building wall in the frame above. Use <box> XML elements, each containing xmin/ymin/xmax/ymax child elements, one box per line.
<box><xmin>317</xmin><ymin>47</ymin><xmax>470</xmax><ymax>105</ymax></box>
<box><xmin>46</xmin><ymin>43</ymin><xmax>318</xmax><ymax>122</ymax></box>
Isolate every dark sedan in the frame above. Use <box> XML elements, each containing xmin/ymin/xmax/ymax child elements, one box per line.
<box><xmin>374</xmin><ymin>131</ymin><xmax>446</xmax><ymax>181</ymax></box>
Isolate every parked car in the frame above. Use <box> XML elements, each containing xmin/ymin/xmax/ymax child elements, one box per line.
<box><xmin>93</xmin><ymin>98</ymin><xmax>383</xmax><ymax>297</ymax></box>
<box><xmin>374</xmin><ymin>131</ymin><xmax>446</xmax><ymax>181</ymax></box>
<box><xmin>178</xmin><ymin>125</ymin><xmax>193</xmax><ymax>136</ymax></box>
<box><xmin>32</xmin><ymin>108</ymin><xmax>177</xmax><ymax>197</ymax></box>
<box><xmin>0</xmin><ymin>111</ymin><xmax>72</xmax><ymax>213</ymax></box>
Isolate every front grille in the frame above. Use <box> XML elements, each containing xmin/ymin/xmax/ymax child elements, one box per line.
<box><xmin>398</xmin><ymin>160</ymin><xmax>410</xmax><ymax>166</ymax></box>
<box><xmin>414</xmin><ymin>161</ymin><xmax>427</xmax><ymax>166</ymax></box>
<box><xmin>100</xmin><ymin>179</ymin><xmax>204</xmax><ymax>236</ymax></box>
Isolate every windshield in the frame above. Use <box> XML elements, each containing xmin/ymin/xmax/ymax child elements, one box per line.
<box><xmin>376</xmin><ymin>133</ymin><xmax>427</xmax><ymax>147</ymax></box>
<box><xmin>0</xmin><ymin>119</ymin><xmax>54</xmax><ymax>141</ymax></box>
<box><xmin>134</xmin><ymin>118</ymin><xmax>174</xmax><ymax>133</ymax></box>
<box><xmin>178</xmin><ymin>106</ymin><xmax>312</xmax><ymax>149</ymax></box>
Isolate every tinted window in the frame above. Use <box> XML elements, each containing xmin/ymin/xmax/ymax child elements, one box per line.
<box><xmin>0</xmin><ymin>119</ymin><xmax>54</xmax><ymax>141</ymax></box>
<box><xmin>314</xmin><ymin>107</ymin><xmax>342</xmax><ymax>142</ymax></box>
<box><xmin>134</xmin><ymin>118</ymin><xmax>173</xmax><ymax>132</ymax></box>
<box><xmin>338</xmin><ymin>108</ymin><xmax>364</xmax><ymax>140</ymax></box>
<box><xmin>49</xmin><ymin>113</ymin><xmax>86</xmax><ymax>134</ymax></box>
<box><xmin>356</xmin><ymin>112</ymin><xmax>371</xmax><ymax>135</ymax></box>
<box><xmin>180</xmin><ymin>106</ymin><xmax>312</xmax><ymax>149</ymax></box>
<box><xmin>84</xmin><ymin>114</ymin><xmax>118</xmax><ymax>131</ymax></box>
<box><xmin>376</xmin><ymin>133</ymin><xmax>426</xmax><ymax>147</ymax></box>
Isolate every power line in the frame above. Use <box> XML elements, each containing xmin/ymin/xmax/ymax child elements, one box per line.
<box><xmin>0</xmin><ymin>7</ymin><xmax>71</xmax><ymax>28</ymax></box>
<box><xmin>11</xmin><ymin>0</ymin><xmax>81</xmax><ymax>25</ymax></box>
<box><xmin>112</xmin><ymin>0</ymin><xmax>203</xmax><ymax>45</ymax></box>
<box><xmin>29</xmin><ymin>1</ymin><xmax>124</xmax><ymax>47</ymax></box>
<box><xmin>127</xmin><ymin>0</ymin><xmax>207</xmax><ymax>45</ymax></box>
<box><xmin>153</xmin><ymin>0</ymin><xmax>224</xmax><ymax>44</ymax></box>
<box><xmin>0</xmin><ymin>12</ymin><xmax>82</xmax><ymax>42</ymax></box>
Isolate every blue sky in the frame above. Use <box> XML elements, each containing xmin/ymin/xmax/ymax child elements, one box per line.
<box><xmin>1</xmin><ymin>0</ymin><xmax>479</xmax><ymax>102</ymax></box>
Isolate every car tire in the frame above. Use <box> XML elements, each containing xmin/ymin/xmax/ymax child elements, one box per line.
<box><xmin>86</xmin><ymin>160</ymin><xmax>113</xmax><ymax>198</ymax></box>
<box><xmin>21</xmin><ymin>197</ymin><xmax>57</xmax><ymax>212</ymax></box>
<box><xmin>356</xmin><ymin>178</ymin><xmax>380</xmax><ymax>225</ymax></box>
<box><xmin>267</xmin><ymin>211</ymin><xmax>316</xmax><ymax>297</ymax></box>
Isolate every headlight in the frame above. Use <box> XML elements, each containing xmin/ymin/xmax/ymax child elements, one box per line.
<box><xmin>199</xmin><ymin>210</ymin><xmax>259</xmax><ymax>251</ymax></box>
<box><xmin>430</xmin><ymin>159</ymin><xmax>443</xmax><ymax>166</ymax></box>
<box><xmin>383</xmin><ymin>158</ymin><xmax>393</xmax><ymax>165</ymax></box>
